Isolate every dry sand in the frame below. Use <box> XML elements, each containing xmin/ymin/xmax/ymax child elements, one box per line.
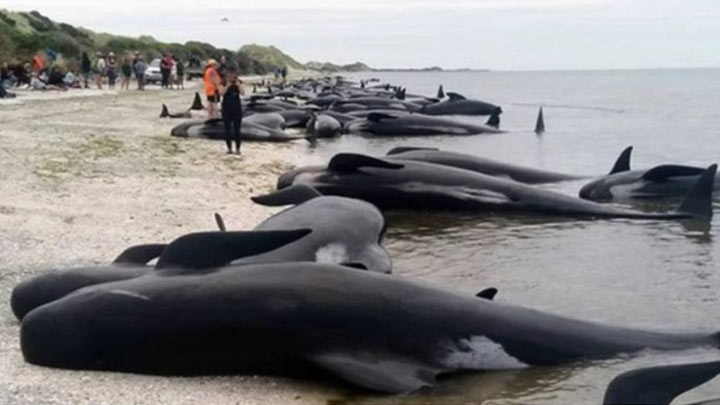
<box><xmin>0</xmin><ymin>81</ymin><xmax>339</xmax><ymax>404</ymax></box>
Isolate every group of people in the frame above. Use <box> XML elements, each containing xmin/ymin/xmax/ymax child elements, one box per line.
<box><xmin>203</xmin><ymin>57</ymin><xmax>244</xmax><ymax>155</ymax></box>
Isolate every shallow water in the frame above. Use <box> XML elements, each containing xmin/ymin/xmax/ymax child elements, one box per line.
<box><xmin>300</xmin><ymin>69</ymin><xmax>720</xmax><ymax>403</ymax></box>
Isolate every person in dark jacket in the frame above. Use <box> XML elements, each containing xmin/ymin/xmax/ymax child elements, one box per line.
<box><xmin>81</xmin><ymin>52</ymin><xmax>91</xmax><ymax>88</ymax></box>
<box><xmin>218</xmin><ymin>70</ymin><xmax>244</xmax><ymax>154</ymax></box>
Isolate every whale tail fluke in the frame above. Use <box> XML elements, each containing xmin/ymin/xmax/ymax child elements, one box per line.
<box><xmin>534</xmin><ymin>107</ymin><xmax>545</xmax><ymax>135</ymax></box>
<box><xmin>675</xmin><ymin>163</ymin><xmax>717</xmax><ymax>219</ymax></box>
<box><xmin>486</xmin><ymin>112</ymin><xmax>500</xmax><ymax>129</ymax></box>
<box><xmin>190</xmin><ymin>92</ymin><xmax>204</xmax><ymax>110</ymax></box>
<box><xmin>160</xmin><ymin>104</ymin><xmax>170</xmax><ymax>118</ymax></box>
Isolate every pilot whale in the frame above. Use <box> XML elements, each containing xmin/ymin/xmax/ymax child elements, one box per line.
<box><xmin>580</xmin><ymin>146</ymin><xmax>720</xmax><ymax>201</ymax></box>
<box><xmin>21</xmin><ymin>259</ymin><xmax>720</xmax><ymax>394</ymax></box>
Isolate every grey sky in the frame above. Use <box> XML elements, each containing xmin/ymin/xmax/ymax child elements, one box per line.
<box><xmin>4</xmin><ymin>0</ymin><xmax>720</xmax><ymax>70</ymax></box>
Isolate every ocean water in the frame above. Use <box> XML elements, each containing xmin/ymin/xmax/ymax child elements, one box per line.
<box><xmin>299</xmin><ymin>69</ymin><xmax>720</xmax><ymax>404</ymax></box>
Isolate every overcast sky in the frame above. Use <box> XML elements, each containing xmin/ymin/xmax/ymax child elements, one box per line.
<box><xmin>4</xmin><ymin>0</ymin><xmax>720</xmax><ymax>70</ymax></box>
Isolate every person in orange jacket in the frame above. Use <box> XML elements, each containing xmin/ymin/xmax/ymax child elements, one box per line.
<box><xmin>203</xmin><ymin>59</ymin><xmax>221</xmax><ymax>118</ymax></box>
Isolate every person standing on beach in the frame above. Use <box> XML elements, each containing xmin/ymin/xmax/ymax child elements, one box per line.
<box><xmin>160</xmin><ymin>53</ymin><xmax>173</xmax><ymax>89</ymax></box>
<box><xmin>175</xmin><ymin>56</ymin><xmax>185</xmax><ymax>90</ymax></box>
<box><xmin>218</xmin><ymin>70</ymin><xmax>244</xmax><ymax>154</ymax></box>
<box><xmin>94</xmin><ymin>52</ymin><xmax>106</xmax><ymax>89</ymax></box>
<box><xmin>120</xmin><ymin>55</ymin><xmax>132</xmax><ymax>90</ymax></box>
<box><xmin>281</xmin><ymin>66</ymin><xmax>288</xmax><ymax>83</ymax></box>
<box><xmin>203</xmin><ymin>59</ymin><xmax>221</xmax><ymax>118</ymax></box>
<box><xmin>81</xmin><ymin>52</ymin><xmax>91</xmax><ymax>89</ymax></box>
<box><xmin>106</xmin><ymin>52</ymin><xmax>118</xmax><ymax>89</ymax></box>
<box><xmin>134</xmin><ymin>56</ymin><xmax>147</xmax><ymax>91</ymax></box>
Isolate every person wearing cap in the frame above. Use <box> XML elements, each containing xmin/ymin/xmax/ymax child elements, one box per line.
<box><xmin>203</xmin><ymin>59</ymin><xmax>221</xmax><ymax>118</ymax></box>
<box><xmin>106</xmin><ymin>51</ymin><xmax>118</xmax><ymax>89</ymax></box>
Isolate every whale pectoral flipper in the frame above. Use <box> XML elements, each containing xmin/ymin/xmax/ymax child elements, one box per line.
<box><xmin>642</xmin><ymin>165</ymin><xmax>705</xmax><ymax>182</ymax></box>
<box><xmin>609</xmin><ymin>146</ymin><xmax>633</xmax><ymax>174</ymax></box>
<box><xmin>476</xmin><ymin>288</ymin><xmax>498</xmax><ymax>300</ymax></box>
<box><xmin>155</xmin><ymin>229</ymin><xmax>312</xmax><ymax>270</ymax></box>
<box><xmin>386</xmin><ymin>146</ymin><xmax>440</xmax><ymax>155</ymax></box>
<box><xmin>603</xmin><ymin>361</ymin><xmax>720</xmax><ymax>405</ymax></box>
<box><xmin>328</xmin><ymin>154</ymin><xmax>405</xmax><ymax>173</ymax></box>
<box><xmin>251</xmin><ymin>184</ymin><xmax>322</xmax><ymax>206</ymax></box>
<box><xmin>113</xmin><ymin>244</ymin><xmax>167</xmax><ymax>265</ymax></box>
<box><xmin>214</xmin><ymin>213</ymin><xmax>226</xmax><ymax>231</ymax></box>
<box><xmin>308</xmin><ymin>352</ymin><xmax>440</xmax><ymax>394</ymax></box>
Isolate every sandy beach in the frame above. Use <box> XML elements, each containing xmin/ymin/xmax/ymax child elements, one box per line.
<box><xmin>0</xmin><ymin>80</ymin><xmax>337</xmax><ymax>405</ymax></box>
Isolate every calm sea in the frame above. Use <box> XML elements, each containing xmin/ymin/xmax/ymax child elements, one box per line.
<box><xmin>294</xmin><ymin>68</ymin><xmax>720</xmax><ymax>404</ymax></box>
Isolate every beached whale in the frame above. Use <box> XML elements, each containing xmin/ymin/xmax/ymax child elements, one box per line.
<box><xmin>242</xmin><ymin>184</ymin><xmax>391</xmax><ymax>272</ymax></box>
<box><xmin>21</xmin><ymin>260</ymin><xmax>720</xmax><ymax>394</ymax></box>
<box><xmin>421</xmin><ymin>92</ymin><xmax>502</xmax><ymax>116</ymax></box>
<box><xmin>170</xmin><ymin>119</ymin><xmax>305</xmax><ymax>142</ymax></box>
<box><xmin>385</xmin><ymin>147</ymin><xmax>584</xmax><ymax>183</ymax></box>
<box><xmin>345</xmin><ymin>113</ymin><xmax>502</xmax><ymax>136</ymax></box>
<box><xmin>603</xmin><ymin>361</ymin><xmax>720</xmax><ymax>405</ymax></box>
<box><xmin>580</xmin><ymin>146</ymin><xmax>720</xmax><ymax>201</ymax></box>
<box><xmin>277</xmin><ymin>153</ymin><xmax>716</xmax><ymax>220</ymax></box>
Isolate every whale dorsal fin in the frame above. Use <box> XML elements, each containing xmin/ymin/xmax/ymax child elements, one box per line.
<box><xmin>251</xmin><ymin>184</ymin><xmax>322</xmax><ymax>206</ymax></box>
<box><xmin>113</xmin><ymin>244</ymin><xmax>167</xmax><ymax>265</ymax></box>
<box><xmin>642</xmin><ymin>165</ymin><xmax>705</xmax><ymax>182</ymax></box>
<box><xmin>603</xmin><ymin>361</ymin><xmax>720</xmax><ymax>405</ymax></box>
<box><xmin>437</xmin><ymin>84</ymin><xmax>445</xmax><ymax>99</ymax></box>
<box><xmin>308</xmin><ymin>351</ymin><xmax>439</xmax><ymax>394</ymax></box>
<box><xmin>386</xmin><ymin>146</ymin><xmax>440</xmax><ymax>155</ymax></box>
<box><xmin>155</xmin><ymin>230</ymin><xmax>312</xmax><ymax>270</ymax></box>
<box><xmin>476</xmin><ymin>288</ymin><xmax>498</xmax><ymax>300</ymax></box>
<box><xmin>367</xmin><ymin>112</ymin><xmax>399</xmax><ymax>122</ymax></box>
<box><xmin>534</xmin><ymin>107</ymin><xmax>545</xmax><ymax>135</ymax></box>
<box><xmin>190</xmin><ymin>92</ymin><xmax>204</xmax><ymax>110</ymax></box>
<box><xmin>160</xmin><ymin>104</ymin><xmax>170</xmax><ymax>118</ymax></box>
<box><xmin>610</xmin><ymin>146</ymin><xmax>633</xmax><ymax>174</ymax></box>
<box><xmin>446</xmin><ymin>92</ymin><xmax>466</xmax><ymax>101</ymax></box>
<box><xmin>328</xmin><ymin>154</ymin><xmax>405</xmax><ymax>173</ymax></box>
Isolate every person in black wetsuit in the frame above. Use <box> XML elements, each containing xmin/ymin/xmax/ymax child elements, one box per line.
<box><xmin>218</xmin><ymin>70</ymin><xmax>244</xmax><ymax>154</ymax></box>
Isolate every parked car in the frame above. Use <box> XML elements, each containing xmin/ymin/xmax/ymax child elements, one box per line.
<box><xmin>144</xmin><ymin>58</ymin><xmax>177</xmax><ymax>84</ymax></box>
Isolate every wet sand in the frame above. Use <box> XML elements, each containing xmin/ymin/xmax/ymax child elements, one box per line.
<box><xmin>0</xmin><ymin>80</ymin><xmax>334</xmax><ymax>405</ymax></box>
